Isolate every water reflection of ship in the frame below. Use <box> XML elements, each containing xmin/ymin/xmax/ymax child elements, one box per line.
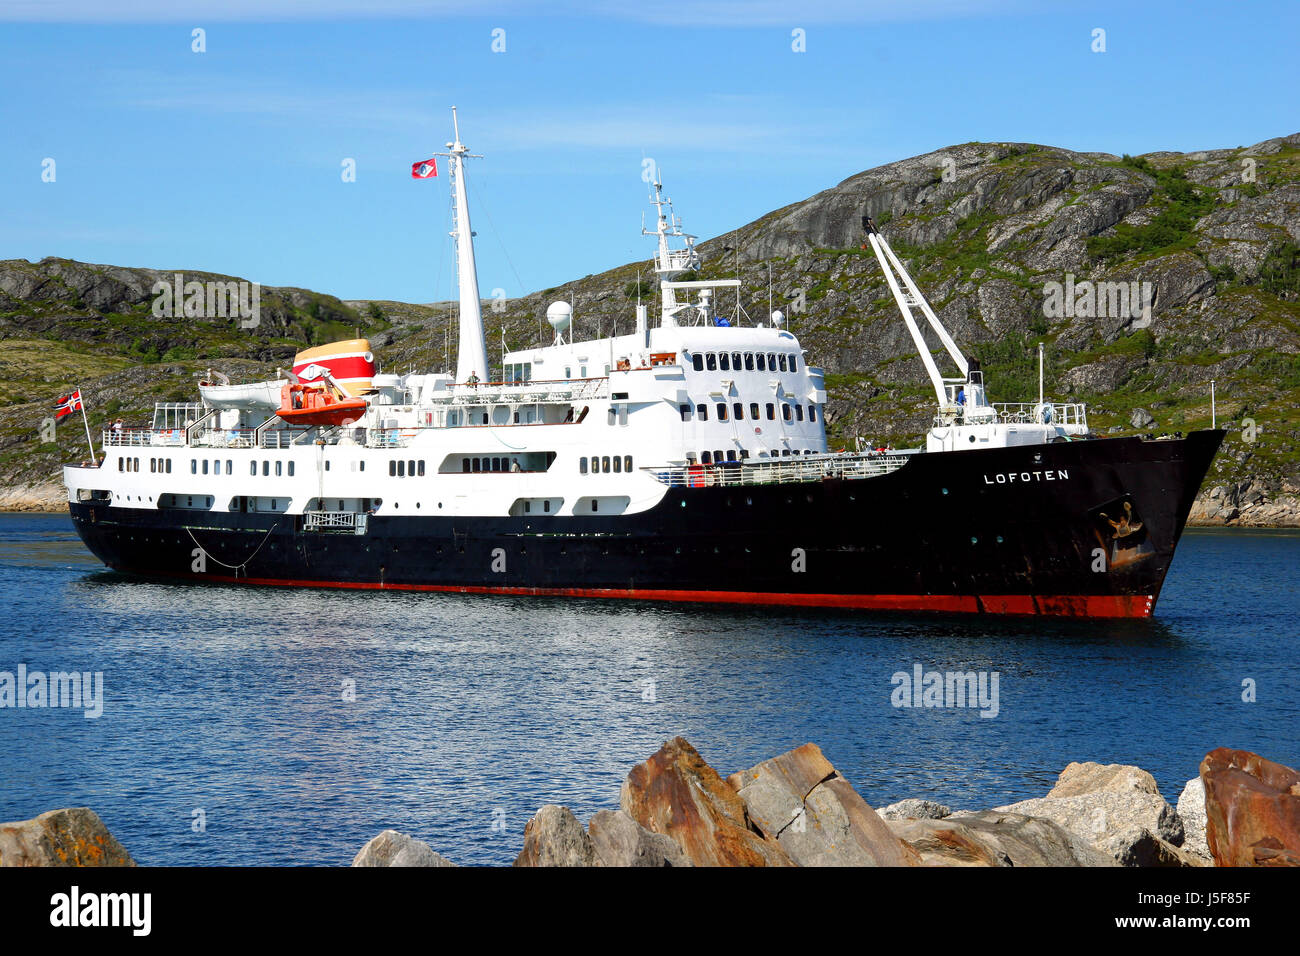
<box><xmin>1096</xmin><ymin>500</ymin><xmax>1155</xmax><ymax>569</ymax></box>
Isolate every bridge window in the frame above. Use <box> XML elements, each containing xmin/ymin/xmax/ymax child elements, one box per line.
<box><xmin>745</xmin><ymin>353</ymin><xmax>755</xmax><ymax>370</ymax></box>
<box><xmin>706</xmin><ymin>353</ymin><xmax>717</xmax><ymax>371</ymax></box>
<box><xmin>696</xmin><ymin>404</ymin><xmax>708</xmax><ymax>422</ymax></box>
<box><xmin>790</xmin><ymin>353</ymin><xmax>799</xmax><ymax>372</ymax></box>
<box><xmin>692</xmin><ymin>354</ymin><xmax>703</xmax><ymax>372</ymax></box>
<box><xmin>778</xmin><ymin>354</ymin><xmax>788</xmax><ymax>372</ymax></box>
<box><xmin>782</xmin><ymin>404</ymin><xmax>792</xmax><ymax>422</ymax></box>
<box><xmin>679</xmin><ymin>403</ymin><xmax>691</xmax><ymax>422</ymax></box>
<box><xmin>719</xmin><ymin>353</ymin><xmax>730</xmax><ymax>371</ymax></box>
<box><xmin>766</xmin><ymin>403</ymin><xmax>775</xmax><ymax>420</ymax></box>
<box><xmin>733</xmin><ymin>402</ymin><xmax>743</xmax><ymax>420</ymax></box>
<box><xmin>716</xmin><ymin>403</ymin><xmax>728</xmax><ymax>422</ymax></box>
<box><xmin>795</xmin><ymin>405</ymin><xmax>804</xmax><ymax>422</ymax></box>
<box><xmin>756</xmin><ymin>354</ymin><xmax>766</xmax><ymax>371</ymax></box>
<box><xmin>809</xmin><ymin>405</ymin><xmax>817</xmax><ymax>422</ymax></box>
<box><xmin>750</xmin><ymin>402</ymin><xmax>760</xmax><ymax>419</ymax></box>
<box><xmin>767</xmin><ymin>352</ymin><xmax>776</xmax><ymax>370</ymax></box>
<box><xmin>732</xmin><ymin>352</ymin><xmax>742</xmax><ymax>370</ymax></box>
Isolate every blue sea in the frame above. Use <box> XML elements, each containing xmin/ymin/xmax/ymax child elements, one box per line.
<box><xmin>0</xmin><ymin>513</ymin><xmax>1296</xmax><ymax>866</ymax></box>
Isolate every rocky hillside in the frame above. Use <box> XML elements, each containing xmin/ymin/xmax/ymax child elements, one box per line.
<box><xmin>2</xmin><ymin>132</ymin><xmax>1298</xmax><ymax>521</ymax></box>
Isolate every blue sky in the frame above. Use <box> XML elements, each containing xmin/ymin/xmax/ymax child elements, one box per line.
<box><xmin>1</xmin><ymin>1</ymin><xmax>1296</xmax><ymax>303</ymax></box>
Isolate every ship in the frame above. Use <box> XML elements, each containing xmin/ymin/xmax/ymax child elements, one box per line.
<box><xmin>63</xmin><ymin>109</ymin><xmax>1224</xmax><ymax>618</ymax></box>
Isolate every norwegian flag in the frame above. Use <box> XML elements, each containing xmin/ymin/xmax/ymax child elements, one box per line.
<box><xmin>54</xmin><ymin>389</ymin><xmax>83</xmax><ymax>421</ymax></box>
<box><xmin>411</xmin><ymin>157</ymin><xmax>438</xmax><ymax>179</ymax></box>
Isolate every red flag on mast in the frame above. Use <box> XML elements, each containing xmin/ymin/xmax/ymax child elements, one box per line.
<box><xmin>411</xmin><ymin>158</ymin><xmax>438</xmax><ymax>179</ymax></box>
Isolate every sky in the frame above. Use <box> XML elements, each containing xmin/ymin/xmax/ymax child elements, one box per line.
<box><xmin>0</xmin><ymin>0</ymin><xmax>1296</xmax><ymax>303</ymax></box>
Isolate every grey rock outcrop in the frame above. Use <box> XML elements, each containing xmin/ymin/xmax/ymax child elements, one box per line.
<box><xmin>587</xmin><ymin>809</ymin><xmax>690</xmax><ymax>867</ymax></box>
<box><xmin>1176</xmin><ymin>778</ymin><xmax>1212</xmax><ymax>862</ymax></box>
<box><xmin>878</xmin><ymin>799</ymin><xmax>953</xmax><ymax>821</ymax></box>
<box><xmin>0</xmin><ymin>807</ymin><xmax>135</xmax><ymax>867</ymax></box>
<box><xmin>352</xmin><ymin>829</ymin><xmax>456</xmax><ymax>867</ymax></box>
<box><xmin>893</xmin><ymin>810</ymin><xmax>1115</xmax><ymax>867</ymax></box>
<box><xmin>513</xmin><ymin>805</ymin><xmax>599</xmax><ymax>867</ymax></box>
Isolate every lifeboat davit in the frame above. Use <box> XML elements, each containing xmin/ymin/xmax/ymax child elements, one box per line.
<box><xmin>276</xmin><ymin>381</ymin><xmax>368</xmax><ymax>427</ymax></box>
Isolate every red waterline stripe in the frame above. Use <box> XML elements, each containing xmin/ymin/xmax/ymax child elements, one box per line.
<box><xmin>145</xmin><ymin>570</ymin><xmax>1155</xmax><ymax>618</ymax></box>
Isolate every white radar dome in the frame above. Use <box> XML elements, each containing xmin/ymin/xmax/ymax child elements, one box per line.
<box><xmin>546</xmin><ymin>301</ymin><xmax>572</xmax><ymax>333</ymax></box>
<box><xmin>770</xmin><ymin>310</ymin><xmax>785</xmax><ymax>327</ymax></box>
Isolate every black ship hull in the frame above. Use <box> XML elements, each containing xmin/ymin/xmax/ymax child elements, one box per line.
<box><xmin>67</xmin><ymin>430</ymin><xmax>1224</xmax><ymax>618</ymax></box>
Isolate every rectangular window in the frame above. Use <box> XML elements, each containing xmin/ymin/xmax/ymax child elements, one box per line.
<box><xmin>790</xmin><ymin>353</ymin><xmax>799</xmax><ymax>372</ymax></box>
<box><xmin>287</xmin><ymin>461</ymin><xmax>294</xmax><ymax>476</ymax></box>
<box><xmin>612</xmin><ymin>456</ymin><xmax>622</xmax><ymax>473</ymax></box>
<box><xmin>543</xmin><ymin>499</ymin><xmax>550</xmax><ymax>512</ymax></box>
<box><xmin>756</xmin><ymin>354</ymin><xmax>766</xmax><ymax>371</ymax></box>
<box><xmin>809</xmin><ymin>405</ymin><xmax>817</xmax><ymax>422</ymax></box>
<box><xmin>733</xmin><ymin>402</ymin><xmax>743</xmax><ymax>420</ymax></box>
<box><xmin>389</xmin><ymin>460</ymin><xmax>397</xmax><ymax>477</ymax></box>
<box><xmin>766</xmin><ymin>403</ymin><xmax>775</xmax><ymax>420</ymax></box>
<box><xmin>397</xmin><ymin>460</ymin><xmax>406</xmax><ymax>477</ymax></box>
<box><xmin>408</xmin><ymin>460</ymin><xmax>416</xmax><ymax>476</ymax></box>
<box><xmin>701</xmin><ymin>451</ymin><xmax>712</xmax><ymax>464</ymax></box>
<box><xmin>591</xmin><ymin>457</ymin><xmax>600</xmax><ymax>474</ymax></box>
<box><xmin>767</xmin><ymin>352</ymin><xmax>776</xmax><ymax>370</ymax></box>
<box><xmin>714</xmin><ymin>450</ymin><xmax>724</xmax><ymax>464</ymax></box>
<box><xmin>119</xmin><ymin>458</ymin><xmax>125</xmax><ymax>472</ymax></box>
<box><xmin>692</xmin><ymin>354</ymin><xmax>704</xmax><ymax>372</ymax></box>
<box><xmin>795</xmin><ymin>405</ymin><xmax>804</xmax><ymax>422</ymax></box>
<box><xmin>716</xmin><ymin>403</ymin><xmax>728</xmax><ymax>422</ymax></box>
<box><xmin>719</xmin><ymin>353</ymin><xmax>730</xmax><ymax>371</ymax></box>
<box><xmin>463</xmin><ymin>459</ymin><xmax>471</xmax><ymax>473</ymax></box>
<box><xmin>778</xmin><ymin>354</ymin><xmax>788</xmax><ymax>372</ymax></box>
<box><xmin>782</xmin><ymin>404</ymin><xmax>792</xmax><ymax>422</ymax></box>
<box><xmin>273</xmin><ymin>460</ymin><xmax>281</xmax><ymax>476</ymax></box>
<box><xmin>732</xmin><ymin>352</ymin><xmax>742</xmax><ymax>370</ymax></box>
<box><xmin>472</xmin><ymin>459</ymin><xmax>481</xmax><ymax>473</ymax></box>
<box><xmin>727</xmin><ymin>451</ymin><xmax>737</xmax><ymax>462</ymax></box>
<box><xmin>262</xmin><ymin>461</ymin><xmax>270</xmax><ymax>476</ymax></box>
<box><xmin>624</xmin><ymin>455</ymin><xmax>632</xmax><ymax>472</ymax></box>
<box><xmin>580</xmin><ymin>457</ymin><xmax>588</xmax><ymax>474</ymax></box>
<box><xmin>360</xmin><ymin>461</ymin><xmax>365</xmax><ymax>472</ymax></box>
<box><xmin>166</xmin><ymin>459</ymin><xmax>172</xmax><ymax>473</ymax></box>
<box><xmin>226</xmin><ymin>460</ymin><xmax>233</xmax><ymax>475</ymax></box>
<box><xmin>697</xmin><ymin>404</ymin><xmax>708</xmax><ymax>422</ymax></box>
<box><xmin>706</xmin><ymin>353</ymin><xmax>717</xmax><ymax>371</ymax></box>
<box><xmin>149</xmin><ymin>458</ymin><xmax>156</xmax><ymax>473</ymax></box>
<box><xmin>750</xmin><ymin>402</ymin><xmax>760</xmax><ymax>419</ymax></box>
<box><xmin>202</xmin><ymin>460</ymin><xmax>209</xmax><ymax>474</ymax></box>
<box><xmin>745</xmin><ymin>353</ymin><xmax>755</xmax><ymax>371</ymax></box>
<box><xmin>679</xmin><ymin>403</ymin><xmax>691</xmax><ymax>422</ymax></box>
<box><xmin>608</xmin><ymin>408</ymin><xmax>617</xmax><ymax>426</ymax></box>
<box><xmin>250</xmin><ymin>461</ymin><xmax>257</xmax><ymax>476</ymax></box>
<box><xmin>418</xmin><ymin>460</ymin><xmax>425</xmax><ymax>477</ymax></box>
<box><xmin>602</xmin><ymin>455</ymin><xmax>611</xmax><ymax>472</ymax></box>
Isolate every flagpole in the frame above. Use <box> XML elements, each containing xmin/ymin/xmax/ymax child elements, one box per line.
<box><xmin>76</xmin><ymin>387</ymin><xmax>96</xmax><ymax>463</ymax></box>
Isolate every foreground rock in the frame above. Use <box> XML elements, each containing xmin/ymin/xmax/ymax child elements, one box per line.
<box><xmin>878</xmin><ymin>799</ymin><xmax>953</xmax><ymax>821</ymax></box>
<box><xmin>0</xmin><ymin>808</ymin><xmax>135</xmax><ymax>867</ymax></box>
<box><xmin>996</xmin><ymin>761</ymin><xmax>1197</xmax><ymax>866</ymax></box>
<box><xmin>1177</xmin><ymin>778</ymin><xmax>1213</xmax><ymax>863</ymax></box>
<box><xmin>1201</xmin><ymin>748</ymin><xmax>1300</xmax><ymax>866</ymax></box>
<box><xmin>726</xmin><ymin>743</ymin><xmax>920</xmax><ymax>866</ymax></box>
<box><xmin>588</xmin><ymin>810</ymin><xmax>690</xmax><ymax>867</ymax></box>
<box><xmin>352</xmin><ymin>829</ymin><xmax>456</xmax><ymax>867</ymax></box>
<box><xmin>892</xmin><ymin>811</ymin><xmax>1114</xmax><ymax>867</ymax></box>
<box><xmin>621</xmin><ymin>737</ymin><xmax>793</xmax><ymax>867</ymax></box>
<box><xmin>514</xmin><ymin>805</ymin><xmax>599</xmax><ymax>867</ymax></box>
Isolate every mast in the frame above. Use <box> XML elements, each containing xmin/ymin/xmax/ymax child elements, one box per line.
<box><xmin>446</xmin><ymin>107</ymin><xmax>488</xmax><ymax>383</ymax></box>
<box><xmin>642</xmin><ymin>176</ymin><xmax>701</xmax><ymax>328</ymax></box>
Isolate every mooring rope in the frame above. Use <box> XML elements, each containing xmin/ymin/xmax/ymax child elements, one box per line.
<box><xmin>185</xmin><ymin>518</ymin><xmax>282</xmax><ymax>576</ymax></box>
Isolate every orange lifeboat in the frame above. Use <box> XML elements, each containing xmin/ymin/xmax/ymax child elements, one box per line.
<box><xmin>276</xmin><ymin>382</ymin><xmax>368</xmax><ymax>427</ymax></box>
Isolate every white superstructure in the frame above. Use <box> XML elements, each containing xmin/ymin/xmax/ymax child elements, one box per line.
<box><xmin>64</xmin><ymin>114</ymin><xmax>1087</xmax><ymax>525</ymax></box>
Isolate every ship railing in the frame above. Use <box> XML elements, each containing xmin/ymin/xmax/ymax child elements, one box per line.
<box><xmin>190</xmin><ymin>427</ymin><xmax>257</xmax><ymax>449</ymax></box>
<box><xmin>647</xmin><ymin>452</ymin><xmax>910</xmax><ymax>488</ymax></box>
<box><xmin>444</xmin><ymin>377</ymin><xmax>609</xmax><ymax>405</ymax></box>
<box><xmin>302</xmin><ymin>511</ymin><xmax>368</xmax><ymax>534</ymax></box>
<box><xmin>103</xmin><ymin>428</ymin><xmax>186</xmax><ymax>447</ymax></box>
<box><xmin>366</xmin><ymin>428</ymin><xmax>418</xmax><ymax>449</ymax></box>
<box><xmin>990</xmin><ymin>402</ymin><xmax>1088</xmax><ymax>427</ymax></box>
<box><xmin>260</xmin><ymin>427</ymin><xmax>310</xmax><ymax>449</ymax></box>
